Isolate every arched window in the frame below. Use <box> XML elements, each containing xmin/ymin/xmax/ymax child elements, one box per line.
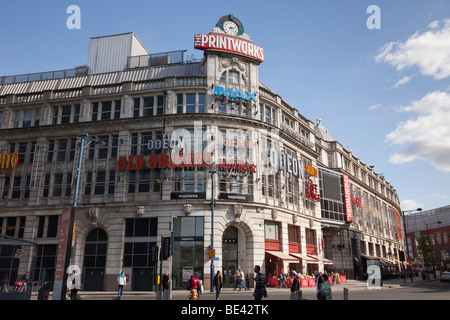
<box><xmin>84</xmin><ymin>228</ymin><xmax>107</xmax><ymax>268</ymax></box>
<box><xmin>219</xmin><ymin>70</ymin><xmax>243</xmax><ymax>84</ymax></box>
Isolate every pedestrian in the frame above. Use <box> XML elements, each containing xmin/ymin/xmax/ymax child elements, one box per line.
<box><xmin>213</xmin><ymin>270</ymin><xmax>223</xmax><ymax>300</ymax></box>
<box><xmin>253</xmin><ymin>265</ymin><xmax>267</xmax><ymax>300</ymax></box>
<box><xmin>239</xmin><ymin>269</ymin><xmax>247</xmax><ymax>291</ymax></box>
<box><xmin>278</xmin><ymin>271</ymin><xmax>287</xmax><ymax>288</ymax></box>
<box><xmin>0</xmin><ymin>273</ymin><xmax>8</xmax><ymax>292</ymax></box>
<box><xmin>314</xmin><ymin>271</ymin><xmax>323</xmax><ymax>300</ymax></box>
<box><xmin>290</xmin><ymin>271</ymin><xmax>300</xmax><ymax>300</ymax></box>
<box><xmin>117</xmin><ymin>271</ymin><xmax>126</xmax><ymax>300</ymax></box>
<box><xmin>162</xmin><ymin>270</ymin><xmax>170</xmax><ymax>291</ymax></box>
<box><xmin>319</xmin><ymin>274</ymin><xmax>332</xmax><ymax>300</ymax></box>
<box><xmin>233</xmin><ymin>270</ymin><xmax>240</xmax><ymax>291</ymax></box>
<box><xmin>188</xmin><ymin>273</ymin><xmax>200</xmax><ymax>300</ymax></box>
<box><xmin>20</xmin><ymin>272</ymin><xmax>29</xmax><ymax>293</ymax></box>
<box><xmin>67</xmin><ymin>270</ymin><xmax>81</xmax><ymax>300</ymax></box>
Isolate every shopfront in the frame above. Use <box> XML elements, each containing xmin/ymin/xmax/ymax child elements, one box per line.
<box><xmin>172</xmin><ymin>216</ymin><xmax>204</xmax><ymax>289</ymax></box>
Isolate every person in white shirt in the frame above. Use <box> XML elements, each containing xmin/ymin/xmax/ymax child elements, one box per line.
<box><xmin>117</xmin><ymin>271</ymin><xmax>127</xmax><ymax>299</ymax></box>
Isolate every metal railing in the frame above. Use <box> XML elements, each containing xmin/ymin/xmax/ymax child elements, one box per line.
<box><xmin>0</xmin><ymin>66</ymin><xmax>89</xmax><ymax>85</ymax></box>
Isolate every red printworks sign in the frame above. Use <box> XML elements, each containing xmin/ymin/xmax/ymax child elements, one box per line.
<box><xmin>194</xmin><ymin>33</ymin><xmax>264</xmax><ymax>62</ymax></box>
<box><xmin>343</xmin><ymin>174</ymin><xmax>353</xmax><ymax>223</ymax></box>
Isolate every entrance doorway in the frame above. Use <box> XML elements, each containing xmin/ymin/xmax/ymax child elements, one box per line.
<box><xmin>83</xmin><ymin>228</ymin><xmax>107</xmax><ymax>291</ymax></box>
<box><xmin>83</xmin><ymin>268</ymin><xmax>105</xmax><ymax>291</ymax></box>
<box><xmin>222</xmin><ymin>226</ymin><xmax>238</xmax><ymax>287</ymax></box>
<box><xmin>132</xmin><ymin>268</ymin><xmax>154</xmax><ymax>291</ymax></box>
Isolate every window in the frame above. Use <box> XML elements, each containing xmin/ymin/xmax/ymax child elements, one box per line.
<box><xmin>52</xmin><ymin>174</ymin><xmax>63</xmax><ymax>197</ymax></box>
<box><xmin>94</xmin><ymin>171</ymin><xmax>106</xmax><ymax>195</ymax></box>
<box><xmin>37</xmin><ymin>216</ymin><xmax>59</xmax><ymax>238</ymax></box>
<box><xmin>219</xmin><ymin>70</ymin><xmax>243</xmax><ymax>84</ymax></box>
<box><xmin>52</xmin><ymin>104</ymin><xmax>80</xmax><ymax>125</ymax></box>
<box><xmin>134</xmin><ymin>95</ymin><xmax>165</xmax><ymax>117</ymax></box>
<box><xmin>176</xmin><ymin>93</ymin><xmax>205</xmax><ymax>114</ymax></box>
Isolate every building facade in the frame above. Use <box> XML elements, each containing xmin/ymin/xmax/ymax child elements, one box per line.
<box><xmin>405</xmin><ymin>206</ymin><xmax>450</xmax><ymax>273</ymax></box>
<box><xmin>0</xmin><ymin>15</ymin><xmax>403</xmax><ymax>291</ymax></box>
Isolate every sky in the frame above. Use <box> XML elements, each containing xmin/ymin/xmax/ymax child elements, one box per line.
<box><xmin>1</xmin><ymin>0</ymin><xmax>449</xmax><ymax>212</ymax></box>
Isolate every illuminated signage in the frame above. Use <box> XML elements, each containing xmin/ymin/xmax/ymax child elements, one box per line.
<box><xmin>117</xmin><ymin>153</ymin><xmax>256</xmax><ymax>174</ymax></box>
<box><xmin>343</xmin><ymin>174</ymin><xmax>353</xmax><ymax>223</ymax></box>
<box><xmin>214</xmin><ymin>85</ymin><xmax>257</xmax><ymax>102</ymax></box>
<box><xmin>194</xmin><ymin>33</ymin><xmax>264</xmax><ymax>62</ymax></box>
<box><xmin>305</xmin><ymin>163</ymin><xmax>318</xmax><ymax>177</ymax></box>
<box><xmin>0</xmin><ymin>153</ymin><xmax>19</xmax><ymax>169</ymax></box>
<box><xmin>117</xmin><ymin>153</ymin><xmax>213</xmax><ymax>170</ymax></box>
<box><xmin>305</xmin><ymin>177</ymin><xmax>320</xmax><ymax>202</ymax></box>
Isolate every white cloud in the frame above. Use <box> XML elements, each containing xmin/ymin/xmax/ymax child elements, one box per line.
<box><xmin>367</xmin><ymin>104</ymin><xmax>381</xmax><ymax>111</ymax></box>
<box><xmin>394</xmin><ymin>75</ymin><xmax>412</xmax><ymax>88</ymax></box>
<box><xmin>400</xmin><ymin>199</ymin><xmax>423</xmax><ymax>212</ymax></box>
<box><xmin>385</xmin><ymin>90</ymin><xmax>450</xmax><ymax>172</ymax></box>
<box><xmin>426</xmin><ymin>193</ymin><xmax>447</xmax><ymax>200</ymax></box>
<box><xmin>376</xmin><ymin>19</ymin><xmax>450</xmax><ymax>80</ymax></box>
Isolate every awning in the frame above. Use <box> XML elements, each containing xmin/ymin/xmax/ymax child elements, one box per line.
<box><xmin>361</xmin><ymin>254</ymin><xmax>380</xmax><ymax>261</ymax></box>
<box><xmin>307</xmin><ymin>254</ymin><xmax>334</xmax><ymax>265</ymax></box>
<box><xmin>266</xmin><ymin>250</ymin><xmax>300</xmax><ymax>263</ymax></box>
<box><xmin>290</xmin><ymin>252</ymin><xmax>310</xmax><ymax>261</ymax></box>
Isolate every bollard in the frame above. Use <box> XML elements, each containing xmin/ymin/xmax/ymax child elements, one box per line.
<box><xmin>343</xmin><ymin>287</ymin><xmax>349</xmax><ymax>300</ymax></box>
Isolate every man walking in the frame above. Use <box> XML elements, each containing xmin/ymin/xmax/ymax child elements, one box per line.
<box><xmin>213</xmin><ymin>270</ymin><xmax>223</xmax><ymax>300</ymax></box>
<box><xmin>253</xmin><ymin>265</ymin><xmax>266</xmax><ymax>300</ymax></box>
<box><xmin>238</xmin><ymin>269</ymin><xmax>247</xmax><ymax>291</ymax></box>
<box><xmin>117</xmin><ymin>271</ymin><xmax>127</xmax><ymax>300</ymax></box>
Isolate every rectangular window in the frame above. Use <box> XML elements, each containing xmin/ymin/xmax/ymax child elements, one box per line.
<box><xmin>101</xmin><ymin>101</ymin><xmax>112</xmax><ymax>120</ymax></box>
<box><xmin>94</xmin><ymin>171</ymin><xmax>106</xmax><ymax>195</ymax></box>
<box><xmin>56</xmin><ymin>140</ymin><xmax>67</xmax><ymax>162</ymax></box>
<box><xmin>177</xmin><ymin>94</ymin><xmax>183</xmax><ymax>113</ymax></box>
<box><xmin>108</xmin><ymin>171</ymin><xmax>116</xmax><ymax>194</ymax></box>
<box><xmin>23</xmin><ymin>109</ymin><xmax>33</xmax><ymax>127</ymax></box>
<box><xmin>61</xmin><ymin>105</ymin><xmax>71</xmax><ymax>124</ymax></box>
<box><xmin>114</xmin><ymin>100</ymin><xmax>121</xmax><ymax>119</ymax></box>
<box><xmin>92</xmin><ymin>102</ymin><xmax>99</xmax><ymax>121</ymax></box>
<box><xmin>73</xmin><ymin>104</ymin><xmax>80</xmax><ymax>123</ymax></box>
<box><xmin>143</xmin><ymin>97</ymin><xmax>154</xmax><ymax>117</ymax></box>
<box><xmin>52</xmin><ymin>174</ymin><xmax>63</xmax><ymax>197</ymax></box>
<box><xmin>186</xmin><ymin>94</ymin><xmax>196</xmax><ymax>113</ymax></box>
<box><xmin>156</xmin><ymin>96</ymin><xmax>164</xmax><ymax>115</ymax></box>
<box><xmin>42</xmin><ymin>174</ymin><xmax>50</xmax><ymax>198</ymax></box>
<box><xmin>11</xmin><ymin>176</ymin><xmax>22</xmax><ymax>199</ymax></box>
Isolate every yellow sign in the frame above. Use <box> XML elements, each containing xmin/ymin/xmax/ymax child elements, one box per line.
<box><xmin>209</xmin><ymin>249</ymin><xmax>215</xmax><ymax>258</ymax></box>
<box><xmin>305</xmin><ymin>163</ymin><xmax>318</xmax><ymax>177</ymax></box>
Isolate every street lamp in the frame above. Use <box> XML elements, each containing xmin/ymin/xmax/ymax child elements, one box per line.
<box><xmin>402</xmin><ymin>208</ymin><xmax>422</xmax><ymax>282</ymax></box>
<box><xmin>426</xmin><ymin>220</ymin><xmax>442</xmax><ymax>279</ymax></box>
<box><xmin>59</xmin><ymin>133</ymin><xmax>106</xmax><ymax>299</ymax></box>
<box><xmin>210</xmin><ymin>170</ymin><xmax>216</xmax><ymax>293</ymax></box>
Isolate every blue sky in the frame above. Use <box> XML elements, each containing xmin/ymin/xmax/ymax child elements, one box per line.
<box><xmin>1</xmin><ymin>0</ymin><xmax>449</xmax><ymax>211</ymax></box>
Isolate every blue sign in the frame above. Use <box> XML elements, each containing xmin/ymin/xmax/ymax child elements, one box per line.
<box><xmin>214</xmin><ymin>85</ymin><xmax>257</xmax><ymax>102</ymax></box>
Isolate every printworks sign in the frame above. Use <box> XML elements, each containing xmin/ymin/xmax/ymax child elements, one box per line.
<box><xmin>194</xmin><ymin>15</ymin><xmax>264</xmax><ymax>63</ymax></box>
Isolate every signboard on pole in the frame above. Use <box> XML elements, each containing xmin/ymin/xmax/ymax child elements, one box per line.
<box><xmin>53</xmin><ymin>208</ymin><xmax>71</xmax><ymax>300</ymax></box>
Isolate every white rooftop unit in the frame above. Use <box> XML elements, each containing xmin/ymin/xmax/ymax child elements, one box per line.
<box><xmin>87</xmin><ymin>32</ymin><xmax>149</xmax><ymax>74</ymax></box>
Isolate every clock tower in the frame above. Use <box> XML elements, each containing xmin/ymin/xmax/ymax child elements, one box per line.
<box><xmin>194</xmin><ymin>15</ymin><xmax>263</xmax><ymax>120</ymax></box>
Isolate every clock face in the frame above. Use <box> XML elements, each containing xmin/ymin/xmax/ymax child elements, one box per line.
<box><xmin>223</xmin><ymin>20</ymin><xmax>239</xmax><ymax>35</ymax></box>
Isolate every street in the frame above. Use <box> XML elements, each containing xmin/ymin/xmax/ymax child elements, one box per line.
<box><xmin>75</xmin><ymin>278</ymin><xmax>450</xmax><ymax>301</ymax></box>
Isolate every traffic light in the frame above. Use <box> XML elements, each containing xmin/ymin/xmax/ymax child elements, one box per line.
<box><xmin>161</xmin><ymin>237</ymin><xmax>171</xmax><ymax>260</ymax></box>
<box><xmin>152</xmin><ymin>245</ymin><xmax>159</xmax><ymax>263</ymax></box>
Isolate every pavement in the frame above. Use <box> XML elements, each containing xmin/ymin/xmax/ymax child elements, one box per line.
<box><xmin>29</xmin><ymin>276</ymin><xmax>441</xmax><ymax>300</ymax></box>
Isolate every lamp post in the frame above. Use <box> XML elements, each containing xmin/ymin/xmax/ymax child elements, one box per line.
<box><xmin>401</xmin><ymin>208</ymin><xmax>422</xmax><ymax>282</ymax></box>
<box><xmin>59</xmin><ymin>133</ymin><xmax>106</xmax><ymax>299</ymax></box>
<box><xmin>426</xmin><ymin>221</ymin><xmax>442</xmax><ymax>279</ymax></box>
<box><xmin>210</xmin><ymin>170</ymin><xmax>216</xmax><ymax>293</ymax></box>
